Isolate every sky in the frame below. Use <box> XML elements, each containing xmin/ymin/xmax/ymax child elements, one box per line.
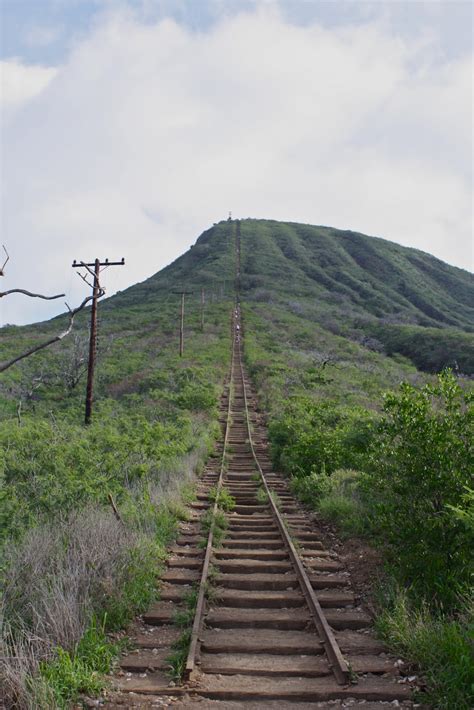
<box><xmin>0</xmin><ymin>0</ymin><xmax>473</xmax><ymax>325</ymax></box>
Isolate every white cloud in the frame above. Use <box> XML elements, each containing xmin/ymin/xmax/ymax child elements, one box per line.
<box><xmin>0</xmin><ymin>59</ymin><xmax>58</xmax><ymax>107</ymax></box>
<box><xmin>1</xmin><ymin>5</ymin><xmax>472</xmax><ymax>326</ymax></box>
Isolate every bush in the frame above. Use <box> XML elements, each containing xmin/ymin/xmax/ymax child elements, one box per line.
<box><xmin>369</xmin><ymin>324</ymin><xmax>474</xmax><ymax>374</ymax></box>
<box><xmin>269</xmin><ymin>399</ymin><xmax>377</xmax><ymax>477</ymax></box>
<box><xmin>365</xmin><ymin>371</ymin><xmax>473</xmax><ymax>608</ymax></box>
<box><xmin>0</xmin><ymin>411</ymin><xmax>195</xmax><ymax>541</ymax></box>
<box><xmin>376</xmin><ymin>587</ymin><xmax>474</xmax><ymax>710</ymax></box>
<box><xmin>290</xmin><ymin>470</ymin><xmax>330</xmax><ymax>505</ymax></box>
<box><xmin>291</xmin><ymin>469</ymin><xmax>369</xmax><ymax>536</ymax></box>
<box><xmin>318</xmin><ymin>469</ymin><xmax>369</xmax><ymax>536</ymax></box>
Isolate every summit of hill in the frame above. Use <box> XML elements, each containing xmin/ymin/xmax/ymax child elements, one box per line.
<box><xmin>106</xmin><ymin>218</ymin><xmax>474</xmax><ymax>375</ymax></box>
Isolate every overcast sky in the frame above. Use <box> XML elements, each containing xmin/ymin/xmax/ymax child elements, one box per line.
<box><xmin>1</xmin><ymin>0</ymin><xmax>472</xmax><ymax>325</ymax></box>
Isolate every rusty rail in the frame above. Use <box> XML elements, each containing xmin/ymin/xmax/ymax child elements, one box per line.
<box><xmin>184</xmin><ymin>318</ymin><xmax>236</xmax><ymax>680</ymax></box>
<box><xmin>236</xmin><ymin>334</ymin><xmax>351</xmax><ymax>686</ymax></box>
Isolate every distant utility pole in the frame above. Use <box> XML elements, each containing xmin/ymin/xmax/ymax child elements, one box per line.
<box><xmin>200</xmin><ymin>288</ymin><xmax>205</xmax><ymax>332</ymax></box>
<box><xmin>173</xmin><ymin>290</ymin><xmax>193</xmax><ymax>357</ymax></box>
<box><xmin>72</xmin><ymin>257</ymin><xmax>125</xmax><ymax>425</ymax></box>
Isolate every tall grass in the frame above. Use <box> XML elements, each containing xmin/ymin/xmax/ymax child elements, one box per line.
<box><xmin>0</xmin><ymin>507</ymin><xmax>158</xmax><ymax>708</ymax></box>
<box><xmin>376</xmin><ymin>587</ymin><xmax>474</xmax><ymax>710</ymax></box>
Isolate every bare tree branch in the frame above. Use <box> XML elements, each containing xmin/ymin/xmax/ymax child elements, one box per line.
<box><xmin>0</xmin><ymin>246</ymin><xmax>63</xmax><ymax>298</ymax></box>
<box><xmin>0</xmin><ymin>245</ymin><xmax>10</xmax><ymax>276</ymax></box>
<box><xmin>78</xmin><ymin>261</ymin><xmax>98</xmax><ymax>280</ymax></box>
<box><xmin>77</xmin><ymin>272</ymin><xmax>95</xmax><ymax>289</ymax></box>
<box><xmin>0</xmin><ymin>286</ymin><xmax>105</xmax><ymax>374</ymax></box>
<box><xmin>0</xmin><ymin>288</ymin><xmax>65</xmax><ymax>300</ymax></box>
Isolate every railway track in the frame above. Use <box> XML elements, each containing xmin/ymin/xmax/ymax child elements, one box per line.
<box><xmin>109</xmin><ymin>306</ymin><xmax>414</xmax><ymax>708</ymax></box>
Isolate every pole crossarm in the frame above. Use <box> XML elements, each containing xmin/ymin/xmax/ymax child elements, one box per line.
<box><xmin>72</xmin><ymin>258</ymin><xmax>125</xmax><ymax>268</ymax></box>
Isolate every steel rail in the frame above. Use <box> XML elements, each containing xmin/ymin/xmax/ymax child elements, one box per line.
<box><xmin>184</xmin><ymin>316</ymin><xmax>237</xmax><ymax>680</ymax></box>
<box><xmin>235</xmin><ymin>333</ymin><xmax>351</xmax><ymax>686</ymax></box>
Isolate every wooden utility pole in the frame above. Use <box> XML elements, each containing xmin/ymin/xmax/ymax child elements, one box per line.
<box><xmin>173</xmin><ymin>290</ymin><xmax>193</xmax><ymax>357</ymax></box>
<box><xmin>200</xmin><ymin>288</ymin><xmax>205</xmax><ymax>332</ymax></box>
<box><xmin>72</xmin><ymin>257</ymin><xmax>124</xmax><ymax>424</ymax></box>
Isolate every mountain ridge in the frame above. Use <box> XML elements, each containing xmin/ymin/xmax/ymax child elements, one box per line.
<box><xmin>107</xmin><ymin>218</ymin><xmax>473</xmax><ymax>330</ymax></box>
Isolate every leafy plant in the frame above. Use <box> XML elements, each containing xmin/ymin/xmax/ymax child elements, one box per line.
<box><xmin>39</xmin><ymin>618</ymin><xmax>119</xmax><ymax>709</ymax></box>
<box><xmin>201</xmin><ymin>507</ymin><xmax>228</xmax><ymax>548</ymax></box>
<box><xmin>208</xmin><ymin>485</ymin><xmax>235</xmax><ymax>512</ymax></box>
<box><xmin>376</xmin><ymin>587</ymin><xmax>474</xmax><ymax>710</ymax></box>
<box><xmin>365</xmin><ymin>371</ymin><xmax>473</xmax><ymax>608</ymax></box>
<box><xmin>166</xmin><ymin>629</ymin><xmax>191</xmax><ymax>682</ymax></box>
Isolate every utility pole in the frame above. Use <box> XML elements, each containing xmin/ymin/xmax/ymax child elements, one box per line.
<box><xmin>200</xmin><ymin>288</ymin><xmax>205</xmax><ymax>332</ymax></box>
<box><xmin>72</xmin><ymin>257</ymin><xmax>125</xmax><ymax>424</ymax></box>
<box><xmin>173</xmin><ymin>290</ymin><xmax>193</xmax><ymax>357</ymax></box>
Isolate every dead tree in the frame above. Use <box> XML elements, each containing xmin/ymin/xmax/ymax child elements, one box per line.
<box><xmin>0</xmin><ymin>245</ymin><xmax>65</xmax><ymax>300</ymax></box>
<box><xmin>0</xmin><ymin>291</ymin><xmax>104</xmax><ymax>373</ymax></box>
<box><xmin>0</xmin><ymin>254</ymin><xmax>105</xmax><ymax>373</ymax></box>
<box><xmin>0</xmin><ymin>245</ymin><xmax>9</xmax><ymax>276</ymax></box>
<box><xmin>0</xmin><ymin>288</ymin><xmax>64</xmax><ymax>300</ymax></box>
<box><xmin>58</xmin><ymin>334</ymin><xmax>89</xmax><ymax>393</ymax></box>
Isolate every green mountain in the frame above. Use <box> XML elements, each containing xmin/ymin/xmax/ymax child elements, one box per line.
<box><xmin>2</xmin><ymin>217</ymin><xmax>472</xmax><ymax>415</ymax></box>
<box><xmin>87</xmin><ymin>218</ymin><xmax>471</xmax><ymax>355</ymax></box>
<box><xmin>2</xmin><ymin>219</ymin><xmax>473</xmax><ymax>709</ymax></box>
<box><xmin>107</xmin><ymin>218</ymin><xmax>474</xmax><ymax>373</ymax></box>
<box><xmin>111</xmin><ymin>218</ymin><xmax>474</xmax><ymax>327</ymax></box>
<box><xmin>236</xmin><ymin>220</ymin><xmax>474</xmax><ymax>374</ymax></box>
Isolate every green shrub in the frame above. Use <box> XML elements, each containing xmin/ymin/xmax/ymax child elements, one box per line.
<box><xmin>269</xmin><ymin>399</ymin><xmax>376</xmax><ymax>477</ymax></box>
<box><xmin>370</xmin><ymin>324</ymin><xmax>474</xmax><ymax>375</ymax></box>
<box><xmin>103</xmin><ymin>537</ymin><xmax>165</xmax><ymax>630</ymax></box>
<box><xmin>365</xmin><ymin>371</ymin><xmax>473</xmax><ymax>608</ymax></box>
<box><xmin>318</xmin><ymin>469</ymin><xmax>368</xmax><ymax>536</ymax></box>
<box><xmin>291</xmin><ymin>469</ymin><xmax>369</xmax><ymax>536</ymax></box>
<box><xmin>290</xmin><ymin>470</ymin><xmax>330</xmax><ymax>506</ymax></box>
<box><xmin>0</xmin><ymin>410</ymin><xmax>198</xmax><ymax>542</ymax></box>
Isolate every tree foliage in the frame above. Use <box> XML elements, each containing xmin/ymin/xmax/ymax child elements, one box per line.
<box><xmin>364</xmin><ymin>371</ymin><xmax>473</xmax><ymax>607</ymax></box>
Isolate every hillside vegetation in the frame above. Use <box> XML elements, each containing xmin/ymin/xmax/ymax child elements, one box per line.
<box><xmin>0</xmin><ymin>221</ymin><xmax>237</xmax><ymax>707</ymax></box>
<box><xmin>1</xmin><ymin>218</ymin><xmax>473</xmax><ymax>708</ymax></box>
<box><xmin>238</xmin><ymin>219</ymin><xmax>473</xmax><ymax>708</ymax></box>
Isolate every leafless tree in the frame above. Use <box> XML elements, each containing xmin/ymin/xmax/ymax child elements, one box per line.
<box><xmin>57</xmin><ymin>334</ymin><xmax>89</xmax><ymax>393</ymax></box>
<box><xmin>0</xmin><ymin>256</ymin><xmax>105</xmax><ymax>373</ymax></box>
<box><xmin>0</xmin><ymin>245</ymin><xmax>65</xmax><ymax>301</ymax></box>
<box><xmin>0</xmin><ymin>245</ymin><xmax>10</xmax><ymax>276</ymax></box>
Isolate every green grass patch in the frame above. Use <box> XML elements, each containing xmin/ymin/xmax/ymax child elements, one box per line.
<box><xmin>201</xmin><ymin>507</ymin><xmax>228</xmax><ymax>547</ymax></box>
<box><xmin>166</xmin><ymin>629</ymin><xmax>191</xmax><ymax>682</ymax></box>
<box><xmin>39</xmin><ymin>618</ymin><xmax>120</xmax><ymax>709</ymax></box>
<box><xmin>376</xmin><ymin>588</ymin><xmax>474</xmax><ymax>710</ymax></box>
<box><xmin>208</xmin><ymin>486</ymin><xmax>236</xmax><ymax>512</ymax></box>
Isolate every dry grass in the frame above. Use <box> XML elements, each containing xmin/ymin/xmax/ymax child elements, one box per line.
<box><xmin>0</xmin><ymin>624</ymin><xmax>58</xmax><ymax>709</ymax></box>
<box><xmin>0</xmin><ymin>508</ymin><xmax>137</xmax><ymax>708</ymax></box>
<box><xmin>3</xmin><ymin>509</ymin><xmax>130</xmax><ymax>648</ymax></box>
